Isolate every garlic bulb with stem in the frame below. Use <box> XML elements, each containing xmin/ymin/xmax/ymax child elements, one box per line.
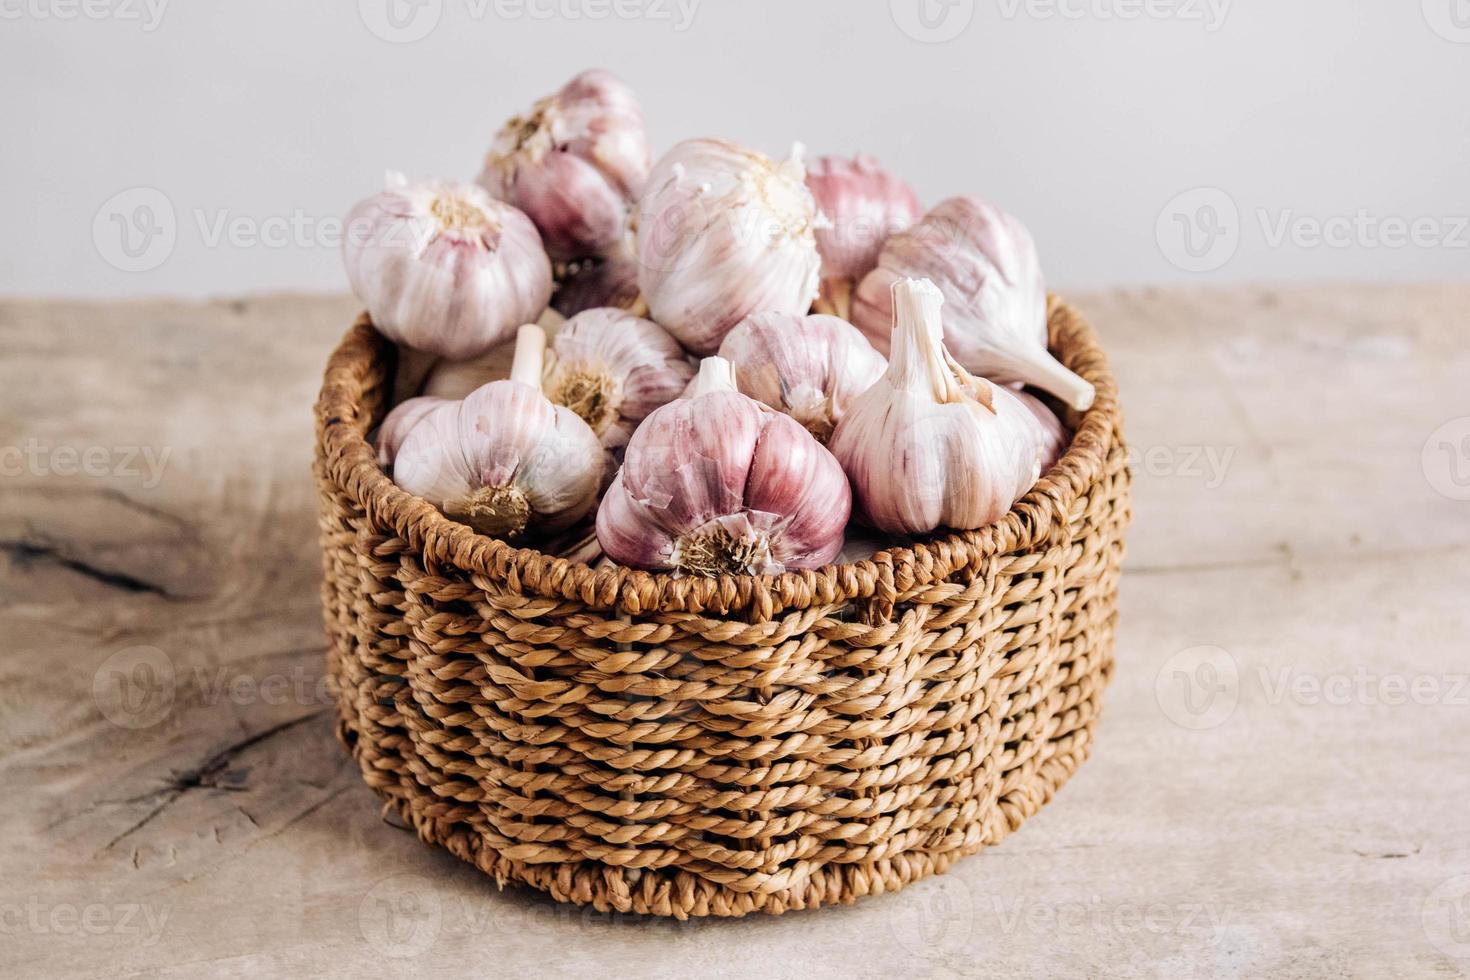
<box><xmin>634</xmin><ymin>138</ymin><xmax>822</xmax><ymax>354</ymax></box>
<box><xmin>419</xmin><ymin>309</ymin><xmax>567</xmax><ymax>402</ymax></box>
<box><xmin>392</xmin><ymin>325</ymin><xmax>603</xmax><ymax>540</ymax></box>
<box><xmin>805</xmin><ymin>154</ymin><xmax>922</xmax><ymax>320</ymax></box>
<box><xmin>830</xmin><ymin>278</ymin><xmax>1053</xmax><ymax>535</ymax></box>
<box><xmin>374</xmin><ymin>395</ymin><xmax>450</xmax><ymax>469</ymax></box>
<box><xmin>714</xmin><ymin>311</ymin><xmax>886</xmax><ymax>443</ymax></box>
<box><xmin>543</xmin><ymin>307</ymin><xmax>694</xmax><ymax>450</ymax></box>
<box><xmin>344</xmin><ymin>172</ymin><xmax>553</xmax><ymax>361</ymax></box>
<box><xmin>851</xmin><ymin>196</ymin><xmax>1094</xmax><ymax>412</ymax></box>
<box><xmin>596</xmin><ymin>356</ymin><xmax>851</xmax><ymax>575</ymax></box>
<box><xmin>479</xmin><ymin>69</ymin><xmax>650</xmax><ymax>261</ymax></box>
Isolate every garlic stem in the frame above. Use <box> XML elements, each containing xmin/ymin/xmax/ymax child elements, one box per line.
<box><xmin>888</xmin><ymin>279</ymin><xmax>966</xmax><ymax>404</ymax></box>
<box><xmin>686</xmin><ymin>356</ymin><xmax>738</xmax><ymax>398</ymax></box>
<box><xmin>1021</xmin><ymin>349</ymin><xmax>1095</xmax><ymax>412</ymax></box>
<box><xmin>509</xmin><ymin>324</ymin><xmax>547</xmax><ymax>389</ymax></box>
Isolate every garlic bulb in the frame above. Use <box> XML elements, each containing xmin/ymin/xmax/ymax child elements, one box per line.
<box><xmin>551</xmin><ymin>248</ymin><xmax>643</xmax><ymax>319</ymax></box>
<box><xmin>851</xmin><ymin>196</ymin><xmax>1095</xmax><ymax>411</ymax></box>
<box><xmin>830</xmin><ymin>278</ymin><xmax>1052</xmax><ymax>535</ymax></box>
<box><xmin>596</xmin><ymin>357</ymin><xmax>850</xmax><ymax>575</ymax></box>
<box><xmin>715</xmin><ymin>312</ymin><xmax>887</xmax><ymax>442</ymax></box>
<box><xmin>1014</xmin><ymin>389</ymin><xmax>1067</xmax><ymax>472</ymax></box>
<box><xmin>344</xmin><ymin>172</ymin><xmax>553</xmax><ymax>360</ymax></box>
<box><xmin>544</xmin><ymin>307</ymin><xmax>694</xmax><ymax>450</ymax></box>
<box><xmin>374</xmin><ymin>396</ymin><xmax>449</xmax><ymax>469</ymax></box>
<box><xmin>479</xmin><ymin>69</ymin><xmax>649</xmax><ymax>261</ymax></box>
<box><xmin>393</xmin><ymin>325</ymin><xmax>602</xmax><ymax>539</ymax></box>
<box><xmin>805</xmin><ymin>154</ymin><xmax>922</xmax><ymax>319</ymax></box>
<box><xmin>634</xmin><ymin>139</ymin><xmax>822</xmax><ymax>354</ymax></box>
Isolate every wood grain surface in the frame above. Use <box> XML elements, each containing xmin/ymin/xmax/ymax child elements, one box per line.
<box><xmin>4</xmin><ymin>286</ymin><xmax>1468</xmax><ymax>978</ymax></box>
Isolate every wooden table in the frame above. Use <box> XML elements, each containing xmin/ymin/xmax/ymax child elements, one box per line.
<box><xmin>5</xmin><ymin>286</ymin><xmax>1468</xmax><ymax>977</ymax></box>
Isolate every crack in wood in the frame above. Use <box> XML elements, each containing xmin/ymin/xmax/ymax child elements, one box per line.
<box><xmin>2</xmin><ymin>539</ymin><xmax>174</xmax><ymax>598</ymax></box>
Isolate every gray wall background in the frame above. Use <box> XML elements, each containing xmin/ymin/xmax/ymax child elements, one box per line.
<box><xmin>3</xmin><ymin>0</ymin><xmax>1467</xmax><ymax>298</ymax></box>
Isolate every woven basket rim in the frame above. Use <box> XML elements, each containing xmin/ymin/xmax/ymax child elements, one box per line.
<box><xmin>314</xmin><ymin>295</ymin><xmax>1120</xmax><ymax>618</ymax></box>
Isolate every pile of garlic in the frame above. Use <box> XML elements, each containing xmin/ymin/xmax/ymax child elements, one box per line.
<box><xmin>345</xmin><ymin>69</ymin><xmax>1092</xmax><ymax>577</ymax></box>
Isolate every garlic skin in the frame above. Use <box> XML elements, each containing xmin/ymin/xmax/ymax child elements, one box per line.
<box><xmin>544</xmin><ymin>307</ymin><xmax>694</xmax><ymax>450</ymax></box>
<box><xmin>805</xmin><ymin>154</ymin><xmax>922</xmax><ymax>318</ymax></box>
<box><xmin>715</xmin><ymin>312</ymin><xmax>887</xmax><ymax>443</ymax></box>
<box><xmin>551</xmin><ymin>248</ymin><xmax>643</xmax><ymax>318</ymax></box>
<box><xmin>596</xmin><ymin>357</ymin><xmax>850</xmax><ymax>575</ymax></box>
<box><xmin>634</xmin><ymin>139</ymin><xmax>822</xmax><ymax>354</ymax></box>
<box><xmin>851</xmin><ymin>196</ymin><xmax>1095</xmax><ymax>411</ymax></box>
<box><xmin>479</xmin><ymin>69</ymin><xmax>650</xmax><ymax>261</ymax></box>
<box><xmin>830</xmin><ymin>278</ymin><xmax>1051</xmax><ymax>535</ymax></box>
<box><xmin>374</xmin><ymin>396</ymin><xmax>450</xmax><ymax>469</ymax></box>
<box><xmin>344</xmin><ymin>173</ymin><xmax>553</xmax><ymax>360</ymax></box>
<box><xmin>392</xmin><ymin>326</ymin><xmax>602</xmax><ymax>539</ymax></box>
<box><xmin>1014</xmin><ymin>389</ymin><xmax>1067</xmax><ymax>472</ymax></box>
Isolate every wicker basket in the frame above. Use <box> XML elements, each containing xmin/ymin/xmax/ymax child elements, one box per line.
<box><xmin>313</xmin><ymin>296</ymin><xmax>1130</xmax><ymax>918</ymax></box>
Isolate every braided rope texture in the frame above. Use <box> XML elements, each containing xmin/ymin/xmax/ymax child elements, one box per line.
<box><xmin>312</xmin><ymin>297</ymin><xmax>1131</xmax><ymax>918</ymax></box>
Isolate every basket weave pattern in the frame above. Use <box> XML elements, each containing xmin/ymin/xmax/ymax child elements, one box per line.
<box><xmin>313</xmin><ymin>298</ymin><xmax>1130</xmax><ymax>918</ymax></box>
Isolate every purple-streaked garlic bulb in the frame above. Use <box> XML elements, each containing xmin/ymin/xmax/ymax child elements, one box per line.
<box><xmin>851</xmin><ymin>196</ymin><xmax>1095</xmax><ymax>411</ymax></box>
<box><xmin>1014</xmin><ymin>389</ymin><xmax>1068</xmax><ymax>472</ymax></box>
<box><xmin>634</xmin><ymin>138</ymin><xmax>822</xmax><ymax>355</ymax></box>
<box><xmin>830</xmin><ymin>278</ymin><xmax>1052</xmax><ymax>535</ymax></box>
<box><xmin>805</xmin><ymin>154</ymin><xmax>922</xmax><ymax>320</ymax></box>
<box><xmin>374</xmin><ymin>395</ymin><xmax>450</xmax><ymax>469</ymax></box>
<box><xmin>714</xmin><ymin>312</ymin><xmax>887</xmax><ymax>443</ymax></box>
<box><xmin>596</xmin><ymin>357</ymin><xmax>850</xmax><ymax>575</ymax></box>
<box><xmin>479</xmin><ymin>69</ymin><xmax>650</xmax><ymax>261</ymax></box>
<box><xmin>544</xmin><ymin>307</ymin><xmax>695</xmax><ymax>450</ymax></box>
<box><xmin>343</xmin><ymin>173</ymin><xmax>553</xmax><ymax>361</ymax></box>
<box><xmin>552</xmin><ymin>249</ymin><xmax>643</xmax><ymax>318</ymax></box>
<box><xmin>392</xmin><ymin>326</ymin><xmax>602</xmax><ymax>540</ymax></box>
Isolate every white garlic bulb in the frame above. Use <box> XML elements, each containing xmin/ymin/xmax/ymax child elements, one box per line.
<box><xmin>805</xmin><ymin>154</ymin><xmax>922</xmax><ymax>319</ymax></box>
<box><xmin>634</xmin><ymin>138</ymin><xmax>822</xmax><ymax>354</ymax></box>
<box><xmin>479</xmin><ymin>69</ymin><xmax>650</xmax><ymax>261</ymax></box>
<box><xmin>714</xmin><ymin>312</ymin><xmax>887</xmax><ymax>443</ymax></box>
<box><xmin>374</xmin><ymin>395</ymin><xmax>450</xmax><ymax>469</ymax></box>
<box><xmin>1014</xmin><ymin>389</ymin><xmax>1067</xmax><ymax>472</ymax></box>
<box><xmin>392</xmin><ymin>326</ymin><xmax>602</xmax><ymax>540</ymax></box>
<box><xmin>343</xmin><ymin>172</ymin><xmax>553</xmax><ymax>361</ymax></box>
<box><xmin>830</xmin><ymin>278</ymin><xmax>1053</xmax><ymax>535</ymax></box>
<box><xmin>544</xmin><ymin>307</ymin><xmax>694</xmax><ymax>450</ymax></box>
<box><xmin>851</xmin><ymin>196</ymin><xmax>1095</xmax><ymax>411</ymax></box>
<box><xmin>596</xmin><ymin>357</ymin><xmax>851</xmax><ymax>575</ymax></box>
